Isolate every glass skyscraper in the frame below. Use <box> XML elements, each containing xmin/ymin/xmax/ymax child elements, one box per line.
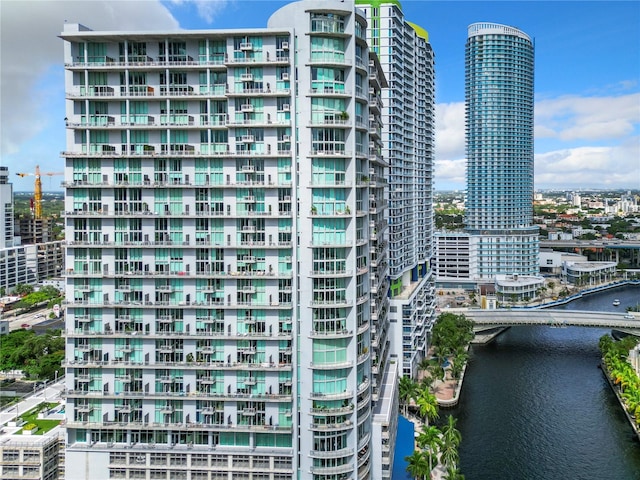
<box><xmin>464</xmin><ymin>23</ymin><xmax>539</xmax><ymax>279</ymax></box>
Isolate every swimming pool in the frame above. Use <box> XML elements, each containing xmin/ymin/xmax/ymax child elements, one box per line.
<box><xmin>391</xmin><ymin>416</ymin><xmax>415</xmax><ymax>480</ymax></box>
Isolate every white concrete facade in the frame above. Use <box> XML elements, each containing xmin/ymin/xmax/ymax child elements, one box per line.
<box><xmin>61</xmin><ymin>1</ymin><xmax>387</xmax><ymax>478</ymax></box>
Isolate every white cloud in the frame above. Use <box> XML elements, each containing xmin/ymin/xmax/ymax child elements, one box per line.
<box><xmin>435</xmin><ymin>102</ymin><xmax>465</xmax><ymax>160</ymax></box>
<box><xmin>167</xmin><ymin>0</ymin><xmax>232</xmax><ymax>23</ymax></box>
<box><xmin>0</xmin><ymin>0</ymin><xmax>179</xmax><ymax>156</ymax></box>
<box><xmin>535</xmin><ymin>93</ymin><xmax>640</xmax><ymax>141</ymax></box>
<box><xmin>534</xmin><ymin>139</ymin><xmax>640</xmax><ymax>189</ymax></box>
<box><xmin>435</xmin><ymin>158</ymin><xmax>466</xmax><ymax>190</ymax></box>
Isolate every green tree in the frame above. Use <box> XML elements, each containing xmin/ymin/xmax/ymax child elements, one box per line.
<box><xmin>416</xmin><ymin>390</ymin><xmax>439</xmax><ymax>425</ymax></box>
<box><xmin>0</xmin><ymin>329</ymin><xmax>64</xmax><ymax>380</ymax></box>
<box><xmin>416</xmin><ymin>426</ymin><xmax>442</xmax><ymax>474</ymax></box>
<box><xmin>12</xmin><ymin>284</ymin><xmax>34</xmax><ymax>295</ymax></box>
<box><xmin>399</xmin><ymin>376</ymin><xmax>419</xmax><ymax>416</ymax></box>
<box><xmin>441</xmin><ymin>415</ymin><xmax>462</xmax><ymax>449</ymax></box>
<box><xmin>443</xmin><ymin>466</ymin><xmax>466</xmax><ymax>480</ymax></box>
<box><xmin>405</xmin><ymin>450</ymin><xmax>430</xmax><ymax>480</ymax></box>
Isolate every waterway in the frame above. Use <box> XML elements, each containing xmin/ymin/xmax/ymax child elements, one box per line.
<box><xmin>393</xmin><ymin>285</ymin><xmax>640</xmax><ymax>480</ymax></box>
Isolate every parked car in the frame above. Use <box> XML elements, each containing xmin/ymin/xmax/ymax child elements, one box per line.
<box><xmin>33</xmin><ymin>313</ymin><xmax>44</xmax><ymax>319</ymax></box>
<box><xmin>21</xmin><ymin>323</ymin><xmax>30</xmax><ymax>328</ymax></box>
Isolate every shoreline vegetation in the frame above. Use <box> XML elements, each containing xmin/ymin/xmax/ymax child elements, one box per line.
<box><xmin>599</xmin><ymin>334</ymin><xmax>640</xmax><ymax>440</ymax></box>
<box><xmin>399</xmin><ymin>313</ymin><xmax>473</xmax><ymax>479</ymax></box>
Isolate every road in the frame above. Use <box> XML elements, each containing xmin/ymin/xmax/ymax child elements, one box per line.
<box><xmin>2</xmin><ymin>307</ymin><xmax>57</xmax><ymax>332</ymax></box>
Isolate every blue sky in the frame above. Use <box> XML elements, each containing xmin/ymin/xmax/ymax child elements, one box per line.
<box><xmin>1</xmin><ymin>0</ymin><xmax>638</xmax><ymax>192</ymax></box>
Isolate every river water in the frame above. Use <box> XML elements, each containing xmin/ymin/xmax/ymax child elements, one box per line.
<box><xmin>393</xmin><ymin>284</ymin><xmax>640</xmax><ymax>480</ymax></box>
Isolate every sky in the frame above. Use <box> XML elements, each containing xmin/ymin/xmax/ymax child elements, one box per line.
<box><xmin>1</xmin><ymin>0</ymin><xmax>638</xmax><ymax>192</ymax></box>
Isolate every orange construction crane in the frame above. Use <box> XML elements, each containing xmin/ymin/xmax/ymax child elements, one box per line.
<box><xmin>16</xmin><ymin>165</ymin><xmax>64</xmax><ymax>219</ymax></box>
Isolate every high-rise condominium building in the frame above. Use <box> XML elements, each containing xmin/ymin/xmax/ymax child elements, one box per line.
<box><xmin>61</xmin><ymin>1</ymin><xmax>391</xmax><ymax>478</ymax></box>
<box><xmin>0</xmin><ymin>167</ymin><xmax>38</xmax><ymax>290</ymax></box>
<box><xmin>0</xmin><ymin>167</ymin><xmax>15</xmax><ymax>249</ymax></box>
<box><xmin>464</xmin><ymin>23</ymin><xmax>539</xmax><ymax>279</ymax></box>
<box><xmin>357</xmin><ymin>1</ymin><xmax>436</xmax><ymax>378</ymax></box>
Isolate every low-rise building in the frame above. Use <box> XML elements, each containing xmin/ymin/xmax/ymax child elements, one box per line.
<box><xmin>563</xmin><ymin>261</ymin><xmax>617</xmax><ymax>286</ymax></box>
<box><xmin>495</xmin><ymin>274</ymin><xmax>545</xmax><ymax>304</ymax></box>
<box><xmin>0</xmin><ymin>426</ymin><xmax>65</xmax><ymax>480</ymax></box>
<box><xmin>540</xmin><ymin>251</ymin><xmax>587</xmax><ymax>275</ymax></box>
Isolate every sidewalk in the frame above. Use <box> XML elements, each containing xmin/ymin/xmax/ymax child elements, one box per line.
<box><xmin>0</xmin><ymin>380</ymin><xmax>65</xmax><ymax>427</ymax></box>
<box><xmin>404</xmin><ymin>412</ymin><xmax>447</xmax><ymax>480</ymax></box>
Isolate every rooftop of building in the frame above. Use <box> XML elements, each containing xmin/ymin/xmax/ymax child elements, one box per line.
<box><xmin>565</xmin><ymin>261</ymin><xmax>618</xmax><ymax>272</ymax></box>
<box><xmin>495</xmin><ymin>274</ymin><xmax>545</xmax><ymax>287</ymax></box>
<box><xmin>372</xmin><ymin>359</ymin><xmax>399</xmax><ymax>420</ymax></box>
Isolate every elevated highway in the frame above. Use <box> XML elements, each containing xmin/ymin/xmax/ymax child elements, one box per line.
<box><xmin>539</xmin><ymin>239</ymin><xmax>640</xmax><ymax>250</ymax></box>
<box><xmin>464</xmin><ymin>309</ymin><xmax>640</xmax><ymax>336</ymax></box>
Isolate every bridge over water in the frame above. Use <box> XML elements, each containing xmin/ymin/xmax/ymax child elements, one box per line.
<box><xmin>464</xmin><ymin>309</ymin><xmax>640</xmax><ymax>336</ymax></box>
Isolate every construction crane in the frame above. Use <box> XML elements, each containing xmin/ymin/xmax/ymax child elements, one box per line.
<box><xmin>16</xmin><ymin>165</ymin><xmax>64</xmax><ymax>219</ymax></box>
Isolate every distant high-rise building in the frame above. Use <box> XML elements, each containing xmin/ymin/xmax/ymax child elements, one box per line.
<box><xmin>357</xmin><ymin>0</ymin><xmax>436</xmax><ymax>379</ymax></box>
<box><xmin>0</xmin><ymin>167</ymin><xmax>38</xmax><ymax>290</ymax></box>
<box><xmin>464</xmin><ymin>22</ymin><xmax>539</xmax><ymax>279</ymax></box>
<box><xmin>0</xmin><ymin>167</ymin><xmax>14</xmax><ymax>249</ymax></box>
<box><xmin>61</xmin><ymin>1</ymin><xmax>390</xmax><ymax>478</ymax></box>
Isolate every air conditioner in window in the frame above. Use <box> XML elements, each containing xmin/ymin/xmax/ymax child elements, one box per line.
<box><xmin>282</xmin><ymin>135</ymin><xmax>291</xmax><ymax>141</ymax></box>
<box><xmin>281</xmin><ymin>42</ymin><xmax>289</xmax><ymax>50</ymax></box>
<box><xmin>282</xmin><ymin>73</ymin><xmax>289</xmax><ymax>81</ymax></box>
<box><xmin>282</xmin><ymin>104</ymin><xmax>290</xmax><ymax>111</ymax></box>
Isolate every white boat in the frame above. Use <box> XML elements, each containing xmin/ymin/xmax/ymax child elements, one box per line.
<box><xmin>613</xmin><ymin>299</ymin><xmax>620</xmax><ymax>306</ymax></box>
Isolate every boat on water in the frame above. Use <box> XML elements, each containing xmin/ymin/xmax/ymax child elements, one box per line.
<box><xmin>613</xmin><ymin>299</ymin><xmax>620</xmax><ymax>306</ymax></box>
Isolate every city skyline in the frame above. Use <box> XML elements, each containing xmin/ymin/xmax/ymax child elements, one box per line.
<box><xmin>2</xmin><ymin>0</ymin><xmax>638</xmax><ymax>192</ymax></box>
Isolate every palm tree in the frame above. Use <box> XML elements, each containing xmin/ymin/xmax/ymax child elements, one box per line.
<box><xmin>419</xmin><ymin>373</ymin><xmax>434</xmax><ymax>392</ymax></box>
<box><xmin>451</xmin><ymin>350</ymin><xmax>468</xmax><ymax>380</ymax></box>
<box><xmin>419</xmin><ymin>357</ymin><xmax>432</xmax><ymax>371</ymax></box>
<box><xmin>416</xmin><ymin>390</ymin><xmax>439</xmax><ymax>425</ymax></box>
<box><xmin>443</xmin><ymin>465</ymin><xmax>465</xmax><ymax>480</ymax></box>
<box><xmin>622</xmin><ymin>389</ymin><xmax>640</xmax><ymax>418</ymax></box>
<box><xmin>439</xmin><ymin>440</ymin><xmax>460</xmax><ymax>470</ymax></box>
<box><xmin>441</xmin><ymin>415</ymin><xmax>462</xmax><ymax>448</ymax></box>
<box><xmin>405</xmin><ymin>450</ymin><xmax>430</xmax><ymax>480</ymax></box>
<box><xmin>399</xmin><ymin>376</ymin><xmax>418</xmax><ymax>416</ymax></box>
<box><xmin>416</xmin><ymin>425</ymin><xmax>442</xmax><ymax>474</ymax></box>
